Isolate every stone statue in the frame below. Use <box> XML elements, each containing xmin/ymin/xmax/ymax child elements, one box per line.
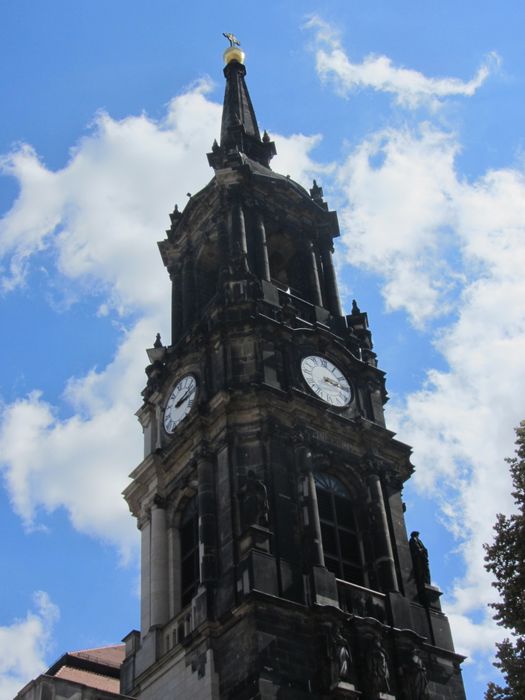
<box><xmin>240</xmin><ymin>470</ymin><xmax>269</xmax><ymax>529</ymax></box>
<box><xmin>331</xmin><ymin>625</ymin><xmax>352</xmax><ymax>683</ymax></box>
<box><xmin>402</xmin><ymin>649</ymin><xmax>428</xmax><ymax>700</ymax></box>
<box><xmin>231</xmin><ymin>241</ymin><xmax>249</xmax><ymax>275</ymax></box>
<box><xmin>409</xmin><ymin>531</ymin><xmax>431</xmax><ymax>588</ymax></box>
<box><xmin>352</xmin><ymin>591</ymin><xmax>367</xmax><ymax>617</ymax></box>
<box><xmin>143</xmin><ymin>360</ymin><xmax>166</xmax><ymax>400</ymax></box>
<box><xmin>365</xmin><ymin>638</ymin><xmax>390</xmax><ymax>695</ymax></box>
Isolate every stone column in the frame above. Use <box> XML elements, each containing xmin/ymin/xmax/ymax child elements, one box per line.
<box><xmin>182</xmin><ymin>249</ymin><xmax>195</xmax><ymax>329</ymax></box>
<box><xmin>307</xmin><ymin>470</ymin><xmax>326</xmax><ymax>567</ymax></box>
<box><xmin>320</xmin><ymin>239</ymin><xmax>343</xmax><ymax>316</ymax></box>
<box><xmin>368</xmin><ymin>474</ymin><xmax>399</xmax><ymax>592</ymax></box>
<box><xmin>255</xmin><ymin>210</ymin><xmax>271</xmax><ymax>281</ymax></box>
<box><xmin>197</xmin><ymin>452</ymin><xmax>217</xmax><ymax>583</ymax></box>
<box><xmin>170</xmin><ymin>263</ymin><xmax>183</xmax><ymax>343</ymax></box>
<box><xmin>150</xmin><ymin>499</ymin><xmax>169</xmax><ymax>627</ymax></box>
<box><xmin>217</xmin><ymin>217</ymin><xmax>230</xmax><ymax>272</ymax></box>
<box><xmin>140</xmin><ymin>517</ymin><xmax>151</xmax><ymax>636</ymax></box>
<box><xmin>308</xmin><ymin>241</ymin><xmax>323</xmax><ymax>307</ymax></box>
<box><xmin>231</xmin><ymin>198</ymin><xmax>249</xmax><ymax>271</ymax></box>
<box><xmin>297</xmin><ymin>446</ymin><xmax>325</xmax><ymax>567</ymax></box>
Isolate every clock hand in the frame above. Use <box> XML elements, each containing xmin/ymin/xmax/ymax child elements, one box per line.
<box><xmin>175</xmin><ymin>389</ymin><xmax>193</xmax><ymax>408</ymax></box>
<box><xmin>322</xmin><ymin>376</ymin><xmax>350</xmax><ymax>396</ymax></box>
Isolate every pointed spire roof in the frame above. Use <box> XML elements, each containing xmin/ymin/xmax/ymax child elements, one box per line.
<box><xmin>220</xmin><ymin>59</ymin><xmax>261</xmax><ymax>146</ymax></box>
<box><xmin>208</xmin><ymin>41</ymin><xmax>276</xmax><ymax>170</ymax></box>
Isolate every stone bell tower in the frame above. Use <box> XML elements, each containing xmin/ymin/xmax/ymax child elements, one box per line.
<box><xmin>121</xmin><ymin>39</ymin><xmax>466</xmax><ymax>700</ymax></box>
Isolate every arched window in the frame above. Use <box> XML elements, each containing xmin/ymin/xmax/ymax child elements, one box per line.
<box><xmin>180</xmin><ymin>496</ymin><xmax>199</xmax><ymax>606</ymax></box>
<box><xmin>195</xmin><ymin>243</ymin><xmax>219</xmax><ymax>311</ymax></box>
<box><xmin>287</xmin><ymin>250</ymin><xmax>313</xmax><ymax>302</ymax></box>
<box><xmin>269</xmin><ymin>250</ymin><xmax>289</xmax><ymax>289</ymax></box>
<box><xmin>315</xmin><ymin>474</ymin><xmax>364</xmax><ymax>586</ymax></box>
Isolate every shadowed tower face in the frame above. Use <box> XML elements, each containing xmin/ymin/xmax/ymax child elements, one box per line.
<box><xmin>121</xmin><ymin>40</ymin><xmax>466</xmax><ymax>700</ymax></box>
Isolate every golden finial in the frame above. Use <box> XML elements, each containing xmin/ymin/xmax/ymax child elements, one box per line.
<box><xmin>223</xmin><ymin>32</ymin><xmax>245</xmax><ymax>65</ymax></box>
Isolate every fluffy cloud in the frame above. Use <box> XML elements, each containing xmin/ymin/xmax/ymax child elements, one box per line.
<box><xmin>0</xmin><ymin>80</ymin><xmax>324</xmax><ymax>306</ymax></box>
<box><xmin>0</xmin><ymin>592</ymin><xmax>58</xmax><ymax>700</ymax></box>
<box><xmin>0</xmin><ymin>81</ymin><xmax>224</xmax><ymax>556</ymax></box>
<box><xmin>305</xmin><ymin>16</ymin><xmax>499</xmax><ymax>108</ymax></box>
<box><xmin>335</xmin><ymin>122</ymin><xmax>525</xmax><ymax>660</ymax></box>
<box><xmin>337</xmin><ymin>124</ymin><xmax>460</xmax><ymax>325</ymax></box>
<box><xmin>0</xmin><ymin>321</ymin><xmax>151</xmax><ymax>559</ymax></box>
<box><xmin>0</xmin><ymin>79</ymin><xmax>220</xmax><ymax>309</ymax></box>
<box><xmin>0</xmin><ymin>82</ymin><xmax>326</xmax><ymax>556</ymax></box>
<box><xmin>447</xmin><ymin>611</ymin><xmax>500</xmax><ymax>662</ymax></box>
<box><xmin>2</xmin><ymin>45</ymin><xmax>520</xmax><ymax>679</ymax></box>
<box><xmin>306</xmin><ymin>16</ymin><xmax>520</xmax><ymax>666</ymax></box>
<box><xmin>273</xmin><ymin>133</ymin><xmax>334</xmax><ymax>185</ymax></box>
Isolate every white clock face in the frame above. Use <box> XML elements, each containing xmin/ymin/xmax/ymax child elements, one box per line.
<box><xmin>163</xmin><ymin>374</ymin><xmax>198</xmax><ymax>434</ymax></box>
<box><xmin>301</xmin><ymin>356</ymin><xmax>352</xmax><ymax>407</ymax></box>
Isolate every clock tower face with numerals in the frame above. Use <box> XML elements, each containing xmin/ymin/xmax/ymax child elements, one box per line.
<box><xmin>122</xmin><ymin>43</ymin><xmax>466</xmax><ymax>700</ymax></box>
<box><xmin>300</xmin><ymin>355</ymin><xmax>352</xmax><ymax>407</ymax></box>
<box><xmin>163</xmin><ymin>374</ymin><xmax>197</xmax><ymax>433</ymax></box>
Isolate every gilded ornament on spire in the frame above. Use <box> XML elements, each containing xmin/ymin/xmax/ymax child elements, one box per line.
<box><xmin>222</xmin><ymin>32</ymin><xmax>240</xmax><ymax>47</ymax></box>
<box><xmin>222</xmin><ymin>31</ymin><xmax>245</xmax><ymax>65</ymax></box>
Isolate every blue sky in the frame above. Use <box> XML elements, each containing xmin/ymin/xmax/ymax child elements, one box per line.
<box><xmin>1</xmin><ymin>2</ymin><xmax>525</xmax><ymax>698</ymax></box>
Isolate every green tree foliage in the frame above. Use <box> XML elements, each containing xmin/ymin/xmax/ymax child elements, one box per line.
<box><xmin>484</xmin><ymin>421</ymin><xmax>525</xmax><ymax>699</ymax></box>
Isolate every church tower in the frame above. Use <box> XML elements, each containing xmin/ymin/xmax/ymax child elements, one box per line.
<box><xmin>121</xmin><ymin>41</ymin><xmax>466</xmax><ymax>700</ymax></box>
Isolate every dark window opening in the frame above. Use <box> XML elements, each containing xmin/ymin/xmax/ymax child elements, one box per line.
<box><xmin>195</xmin><ymin>247</ymin><xmax>219</xmax><ymax>313</ymax></box>
<box><xmin>180</xmin><ymin>496</ymin><xmax>199</xmax><ymax>606</ymax></box>
<box><xmin>315</xmin><ymin>474</ymin><xmax>364</xmax><ymax>586</ymax></box>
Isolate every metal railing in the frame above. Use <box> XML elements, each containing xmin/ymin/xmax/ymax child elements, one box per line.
<box><xmin>337</xmin><ymin>579</ymin><xmax>387</xmax><ymax>623</ymax></box>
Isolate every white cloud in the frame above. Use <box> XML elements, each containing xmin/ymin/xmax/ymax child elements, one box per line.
<box><xmin>0</xmin><ymin>79</ymin><xmax>219</xmax><ymax>309</ymax></box>
<box><xmin>305</xmin><ymin>16</ymin><xmax>499</xmax><ymax>109</ymax></box>
<box><xmin>335</xmin><ymin>121</ymin><xmax>525</xmax><ymax>665</ymax></box>
<box><xmin>1</xmin><ymin>50</ymin><xmax>518</xmax><ymax>681</ymax></box>
<box><xmin>273</xmin><ymin>133</ymin><xmax>334</xmax><ymax>186</ymax></box>
<box><xmin>0</xmin><ymin>321</ymin><xmax>152</xmax><ymax>559</ymax></box>
<box><xmin>0</xmin><ymin>592</ymin><xmax>58</xmax><ymax>700</ymax></box>
<box><xmin>0</xmin><ymin>82</ymin><xmax>327</xmax><ymax>557</ymax></box>
<box><xmin>447</xmin><ymin>611</ymin><xmax>500</xmax><ymax>661</ymax></box>
<box><xmin>338</xmin><ymin>124</ymin><xmax>460</xmax><ymax>326</ymax></box>
<box><xmin>0</xmin><ymin>79</ymin><xmax>327</xmax><ymax>307</ymax></box>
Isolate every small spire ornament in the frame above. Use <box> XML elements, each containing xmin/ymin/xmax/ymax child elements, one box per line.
<box><xmin>222</xmin><ymin>32</ymin><xmax>240</xmax><ymax>48</ymax></box>
<box><xmin>222</xmin><ymin>32</ymin><xmax>245</xmax><ymax>65</ymax></box>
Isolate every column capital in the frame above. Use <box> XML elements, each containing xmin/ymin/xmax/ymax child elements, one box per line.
<box><xmin>295</xmin><ymin>444</ymin><xmax>314</xmax><ymax>473</ymax></box>
<box><xmin>152</xmin><ymin>494</ymin><xmax>167</xmax><ymax>509</ymax></box>
<box><xmin>196</xmin><ymin>443</ymin><xmax>214</xmax><ymax>464</ymax></box>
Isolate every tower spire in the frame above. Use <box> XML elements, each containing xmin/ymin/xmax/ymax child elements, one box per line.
<box><xmin>221</xmin><ymin>55</ymin><xmax>261</xmax><ymax>145</ymax></box>
<box><xmin>208</xmin><ymin>36</ymin><xmax>276</xmax><ymax>169</ymax></box>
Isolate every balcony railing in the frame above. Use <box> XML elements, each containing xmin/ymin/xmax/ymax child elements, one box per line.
<box><xmin>337</xmin><ymin>579</ymin><xmax>387</xmax><ymax>624</ymax></box>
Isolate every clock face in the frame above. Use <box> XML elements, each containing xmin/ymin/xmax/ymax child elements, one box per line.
<box><xmin>300</xmin><ymin>356</ymin><xmax>352</xmax><ymax>407</ymax></box>
<box><xmin>163</xmin><ymin>374</ymin><xmax>198</xmax><ymax>434</ymax></box>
